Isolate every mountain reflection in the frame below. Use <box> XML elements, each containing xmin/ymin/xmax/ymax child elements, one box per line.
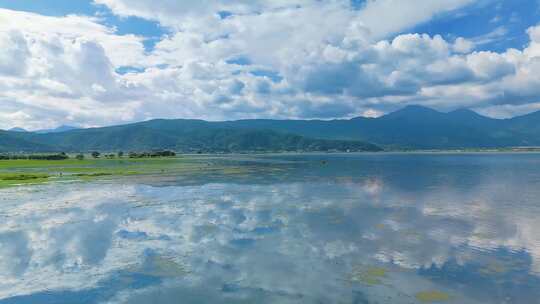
<box><xmin>1</xmin><ymin>154</ymin><xmax>540</xmax><ymax>303</ymax></box>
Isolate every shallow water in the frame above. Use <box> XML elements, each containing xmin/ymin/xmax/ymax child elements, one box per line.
<box><xmin>1</xmin><ymin>153</ymin><xmax>540</xmax><ymax>303</ymax></box>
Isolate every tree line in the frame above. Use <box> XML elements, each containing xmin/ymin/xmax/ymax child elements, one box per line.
<box><xmin>0</xmin><ymin>153</ymin><xmax>69</xmax><ymax>160</ymax></box>
<box><xmin>85</xmin><ymin>150</ymin><xmax>176</xmax><ymax>159</ymax></box>
<box><xmin>0</xmin><ymin>150</ymin><xmax>176</xmax><ymax>161</ymax></box>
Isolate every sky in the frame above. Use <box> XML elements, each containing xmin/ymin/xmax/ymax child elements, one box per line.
<box><xmin>0</xmin><ymin>0</ymin><xmax>540</xmax><ymax>129</ymax></box>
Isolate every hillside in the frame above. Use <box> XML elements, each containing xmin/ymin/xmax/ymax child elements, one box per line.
<box><xmin>2</xmin><ymin>105</ymin><xmax>540</xmax><ymax>152</ymax></box>
<box><xmin>35</xmin><ymin>125</ymin><xmax>79</xmax><ymax>134</ymax></box>
<box><xmin>0</xmin><ymin>131</ymin><xmax>55</xmax><ymax>152</ymax></box>
<box><xmin>220</xmin><ymin>105</ymin><xmax>540</xmax><ymax>149</ymax></box>
<box><xmin>1</xmin><ymin>126</ymin><xmax>381</xmax><ymax>153</ymax></box>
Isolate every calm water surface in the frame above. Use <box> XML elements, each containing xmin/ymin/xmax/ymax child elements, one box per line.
<box><xmin>1</xmin><ymin>153</ymin><xmax>540</xmax><ymax>303</ymax></box>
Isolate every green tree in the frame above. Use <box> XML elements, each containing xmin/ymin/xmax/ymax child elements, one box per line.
<box><xmin>76</xmin><ymin>154</ymin><xmax>85</xmax><ymax>160</ymax></box>
<box><xmin>118</xmin><ymin>151</ymin><xmax>124</xmax><ymax>158</ymax></box>
<box><xmin>91</xmin><ymin>151</ymin><xmax>100</xmax><ymax>158</ymax></box>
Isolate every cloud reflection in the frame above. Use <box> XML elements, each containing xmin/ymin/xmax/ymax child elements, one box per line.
<box><xmin>1</xmin><ymin>155</ymin><xmax>540</xmax><ymax>303</ymax></box>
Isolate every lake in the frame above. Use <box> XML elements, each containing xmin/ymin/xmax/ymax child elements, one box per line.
<box><xmin>1</xmin><ymin>153</ymin><xmax>540</xmax><ymax>303</ymax></box>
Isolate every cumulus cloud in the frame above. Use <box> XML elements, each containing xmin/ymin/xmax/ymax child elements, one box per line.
<box><xmin>1</xmin><ymin>2</ymin><xmax>540</xmax><ymax>128</ymax></box>
<box><xmin>356</xmin><ymin>0</ymin><xmax>476</xmax><ymax>38</ymax></box>
<box><xmin>0</xmin><ymin>31</ymin><xmax>30</xmax><ymax>77</ymax></box>
<box><xmin>0</xmin><ymin>9</ymin><xmax>148</xmax><ymax>129</ymax></box>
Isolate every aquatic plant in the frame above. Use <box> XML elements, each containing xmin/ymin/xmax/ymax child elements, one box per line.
<box><xmin>415</xmin><ymin>290</ymin><xmax>451</xmax><ymax>302</ymax></box>
<box><xmin>350</xmin><ymin>266</ymin><xmax>387</xmax><ymax>285</ymax></box>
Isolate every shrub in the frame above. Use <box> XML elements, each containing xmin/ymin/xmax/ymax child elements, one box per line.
<box><xmin>127</xmin><ymin>150</ymin><xmax>176</xmax><ymax>158</ymax></box>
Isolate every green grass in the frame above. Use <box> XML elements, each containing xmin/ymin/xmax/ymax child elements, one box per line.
<box><xmin>0</xmin><ymin>173</ymin><xmax>51</xmax><ymax>187</ymax></box>
<box><xmin>0</xmin><ymin>156</ymin><xmax>263</xmax><ymax>188</ymax></box>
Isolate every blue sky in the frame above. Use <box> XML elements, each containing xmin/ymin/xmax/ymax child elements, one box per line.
<box><xmin>0</xmin><ymin>0</ymin><xmax>540</xmax><ymax>129</ymax></box>
<box><xmin>412</xmin><ymin>0</ymin><xmax>540</xmax><ymax>52</ymax></box>
<box><xmin>1</xmin><ymin>0</ymin><xmax>536</xmax><ymax>52</ymax></box>
<box><xmin>0</xmin><ymin>0</ymin><xmax>167</xmax><ymax>50</ymax></box>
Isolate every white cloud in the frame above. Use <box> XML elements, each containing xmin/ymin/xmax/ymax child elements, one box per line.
<box><xmin>356</xmin><ymin>0</ymin><xmax>475</xmax><ymax>38</ymax></box>
<box><xmin>0</xmin><ymin>31</ymin><xmax>30</xmax><ymax>77</ymax></box>
<box><xmin>0</xmin><ymin>9</ymin><xmax>146</xmax><ymax>67</ymax></box>
<box><xmin>453</xmin><ymin>37</ymin><xmax>475</xmax><ymax>53</ymax></box>
<box><xmin>471</xmin><ymin>26</ymin><xmax>509</xmax><ymax>46</ymax></box>
<box><xmin>1</xmin><ymin>3</ymin><xmax>540</xmax><ymax>129</ymax></box>
<box><xmin>94</xmin><ymin>0</ymin><xmax>475</xmax><ymax>39</ymax></box>
<box><xmin>0</xmin><ymin>9</ymin><xmax>148</xmax><ymax>129</ymax></box>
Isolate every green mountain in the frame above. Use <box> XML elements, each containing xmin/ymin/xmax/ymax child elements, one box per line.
<box><xmin>35</xmin><ymin>125</ymin><xmax>79</xmax><ymax>134</ymax></box>
<box><xmin>8</xmin><ymin>127</ymin><xmax>28</xmax><ymax>133</ymax></box>
<box><xmin>2</xmin><ymin>105</ymin><xmax>540</xmax><ymax>153</ymax></box>
<box><xmin>0</xmin><ymin>130</ymin><xmax>56</xmax><ymax>152</ymax></box>
<box><xmin>1</xmin><ymin>123</ymin><xmax>381</xmax><ymax>153</ymax></box>
<box><xmin>220</xmin><ymin>105</ymin><xmax>540</xmax><ymax>149</ymax></box>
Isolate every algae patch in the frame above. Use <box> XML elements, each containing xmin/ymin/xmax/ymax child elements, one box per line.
<box><xmin>479</xmin><ymin>262</ymin><xmax>508</xmax><ymax>275</ymax></box>
<box><xmin>128</xmin><ymin>255</ymin><xmax>190</xmax><ymax>278</ymax></box>
<box><xmin>478</xmin><ymin>258</ymin><xmax>528</xmax><ymax>276</ymax></box>
<box><xmin>415</xmin><ymin>290</ymin><xmax>451</xmax><ymax>302</ymax></box>
<box><xmin>74</xmin><ymin>172</ymin><xmax>114</xmax><ymax>177</ymax></box>
<box><xmin>351</xmin><ymin>266</ymin><xmax>387</xmax><ymax>285</ymax></box>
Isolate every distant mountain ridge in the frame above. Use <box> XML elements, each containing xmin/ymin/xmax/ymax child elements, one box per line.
<box><xmin>219</xmin><ymin>105</ymin><xmax>540</xmax><ymax>149</ymax></box>
<box><xmin>0</xmin><ymin>125</ymin><xmax>381</xmax><ymax>153</ymax></box>
<box><xmin>8</xmin><ymin>127</ymin><xmax>28</xmax><ymax>133</ymax></box>
<box><xmin>5</xmin><ymin>125</ymin><xmax>79</xmax><ymax>134</ymax></box>
<box><xmin>1</xmin><ymin>105</ymin><xmax>540</xmax><ymax>152</ymax></box>
<box><xmin>35</xmin><ymin>125</ymin><xmax>79</xmax><ymax>134</ymax></box>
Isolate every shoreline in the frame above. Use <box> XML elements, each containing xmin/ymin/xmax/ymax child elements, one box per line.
<box><xmin>3</xmin><ymin>149</ymin><xmax>540</xmax><ymax>159</ymax></box>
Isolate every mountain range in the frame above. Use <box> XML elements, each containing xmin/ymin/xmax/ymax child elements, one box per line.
<box><xmin>7</xmin><ymin>125</ymin><xmax>79</xmax><ymax>134</ymax></box>
<box><xmin>1</xmin><ymin>105</ymin><xmax>540</xmax><ymax>153</ymax></box>
<box><xmin>0</xmin><ymin>124</ymin><xmax>380</xmax><ymax>153</ymax></box>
